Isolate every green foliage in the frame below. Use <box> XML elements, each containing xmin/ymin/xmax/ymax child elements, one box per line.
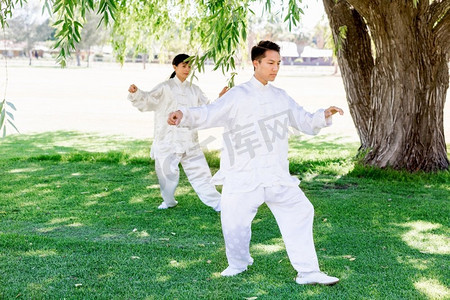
<box><xmin>0</xmin><ymin>0</ymin><xmax>21</xmax><ymax>28</ymax></box>
<box><xmin>110</xmin><ymin>0</ymin><xmax>174</xmax><ymax>64</ymax></box>
<box><xmin>76</xmin><ymin>10</ymin><xmax>110</xmax><ymax>51</ymax></box>
<box><xmin>333</xmin><ymin>25</ymin><xmax>347</xmax><ymax>56</ymax></box>
<box><xmin>0</xmin><ymin>132</ymin><xmax>449</xmax><ymax>298</ymax></box>
<box><xmin>43</xmin><ymin>0</ymin><xmax>119</xmax><ymax>66</ymax></box>
<box><xmin>1</xmin><ymin>0</ymin><xmax>304</xmax><ymax>75</ymax></box>
<box><xmin>0</xmin><ymin>99</ymin><xmax>19</xmax><ymax>137</ymax></box>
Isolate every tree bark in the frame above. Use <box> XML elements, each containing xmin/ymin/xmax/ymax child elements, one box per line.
<box><xmin>323</xmin><ymin>0</ymin><xmax>449</xmax><ymax>172</ymax></box>
<box><xmin>323</xmin><ymin>0</ymin><xmax>373</xmax><ymax>148</ymax></box>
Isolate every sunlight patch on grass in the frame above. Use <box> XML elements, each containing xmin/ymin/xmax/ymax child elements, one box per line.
<box><xmin>67</xmin><ymin>222</ymin><xmax>84</xmax><ymax>227</ymax></box>
<box><xmin>25</xmin><ymin>277</ymin><xmax>57</xmax><ymax>295</ymax></box>
<box><xmin>169</xmin><ymin>259</ymin><xmax>185</xmax><ymax>268</ymax></box>
<box><xmin>146</xmin><ymin>184</ymin><xmax>160</xmax><ymax>189</ymax></box>
<box><xmin>398</xmin><ymin>221</ymin><xmax>450</xmax><ymax>255</ymax></box>
<box><xmin>84</xmin><ymin>200</ymin><xmax>98</xmax><ymax>206</ymax></box>
<box><xmin>211</xmin><ymin>272</ymin><xmax>222</xmax><ymax>278</ymax></box>
<box><xmin>302</xmin><ymin>172</ymin><xmax>319</xmax><ymax>181</ymax></box>
<box><xmin>131</xmin><ymin>230</ymin><xmax>150</xmax><ymax>238</ymax></box>
<box><xmin>8</xmin><ymin>167</ymin><xmax>43</xmax><ymax>173</ymax></box>
<box><xmin>22</xmin><ymin>249</ymin><xmax>58</xmax><ymax>257</ymax></box>
<box><xmin>414</xmin><ymin>278</ymin><xmax>450</xmax><ymax>299</ymax></box>
<box><xmin>167</xmin><ymin>258</ymin><xmax>202</xmax><ymax>270</ymax></box>
<box><xmin>20</xmin><ymin>201</ymin><xmax>38</xmax><ymax>207</ymax></box>
<box><xmin>27</xmin><ymin>282</ymin><xmax>46</xmax><ymax>294</ymax></box>
<box><xmin>175</xmin><ymin>186</ymin><xmax>192</xmax><ymax>194</ymax></box>
<box><xmin>252</xmin><ymin>243</ymin><xmax>284</xmax><ymax>254</ymax></box>
<box><xmin>36</xmin><ymin>226</ymin><xmax>59</xmax><ymax>233</ymax></box>
<box><xmin>130</xmin><ymin>166</ymin><xmax>146</xmax><ymax>173</ymax></box>
<box><xmin>98</xmin><ymin>271</ymin><xmax>115</xmax><ymax>280</ymax></box>
<box><xmin>89</xmin><ymin>191</ymin><xmax>111</xmax><ymax>199</ymax></box>
<box><xmin>129</xmin><ymin>196</ymin><xmax>144</xmax><ymax>204</ymax></box>
<box><xmin>33</xmin><ymin>183</ymin><xmax>50</xmax><ymax>188</ymax></box>
<box><xmin>156</xmin><ymin>275</ymin><xmax>171</xmax><ymax>282</ymax></box>
<box><xmin>48</xmin><ymin>217</ymin><xmax>74</xmax><ymax>225</ymax></box>
<box><xmin>397</xmin><ymin>257</ymin><xmax>430</xmax><ymax>271</ymax></box>
<box><xmin>252</xmin><ymin>218</ymin><xmax>263</xmax><ymax>225</ymax></box>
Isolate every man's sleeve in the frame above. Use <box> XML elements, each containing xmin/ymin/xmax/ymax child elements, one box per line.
<box><xmin>287</xmin><ymin>96</ymin><xmax>331</xmax><ymax>135</ymax></box>
<box><xmin>179</xmin><ymin>91</ymin><xmax>235</xmax><ymax>129</ymax></box>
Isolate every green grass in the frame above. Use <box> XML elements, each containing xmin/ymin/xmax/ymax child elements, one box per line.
<box><xmin>0</xmin><ymin>132</ymin><xmax>449</xmax><ymax>299</ymax></box>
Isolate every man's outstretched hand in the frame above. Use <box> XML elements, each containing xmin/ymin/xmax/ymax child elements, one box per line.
<box><xmin>324</xmin><ymin>106</ymin><xmax>344</xmax><ymax>118</ymax></box>
<box><xmin>168</xmin><ymin>110</ymin><xmax>183</xmax><ymax>126</ymax></box>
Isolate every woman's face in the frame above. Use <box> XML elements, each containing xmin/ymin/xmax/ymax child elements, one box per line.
<box><xmin>173</xmin><ymin>62</ymin><xmax>191</xmax><ymax>82</ymax></box>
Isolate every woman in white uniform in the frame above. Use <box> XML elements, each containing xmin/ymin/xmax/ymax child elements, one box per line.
<box><xmin>128</xmin><ymin>54</ymin><xmax>227</xmax><ymax>211</ymax></box>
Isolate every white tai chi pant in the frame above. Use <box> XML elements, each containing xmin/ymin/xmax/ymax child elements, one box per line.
<box><xmin>154</xmin><ymin>148</ymin><xmax>221</xmax><ymax>210</ymax></box>
<box><xmin>221</xmin><ymin>184</ymin><xmax>320</xmax><ymax>273</ymax></box>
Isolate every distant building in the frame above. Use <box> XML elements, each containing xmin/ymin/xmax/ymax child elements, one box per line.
<box><xmin>278</xmin><ymin>41</ymin><xmax>300</xmax><ymax>65</ymax></box>
<box><xmin>0</xmin><ymin>40</ymin><xmax>25</xmax><ymax>58</ymax></box>
<box><xmin>299</xmin><ymin>46</ymin><xmax>333</xmax><ymax>66</ymax></box>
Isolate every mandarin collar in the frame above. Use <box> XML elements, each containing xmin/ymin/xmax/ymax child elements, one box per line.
<box><xmin>173</xmin><ymin>76</ymin><xmax>187</xmax><ymax>87</ymax></box>
<box><xmin>250</xmin><ymin>76</ymin><xmax>270</xmax><ymax>90</ymax></box>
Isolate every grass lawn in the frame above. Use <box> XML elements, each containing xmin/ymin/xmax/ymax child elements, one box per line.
<box><xmin>0</xmin><ymin>132</ymin><xmax>449</xmax><ymax>299</ymax></box>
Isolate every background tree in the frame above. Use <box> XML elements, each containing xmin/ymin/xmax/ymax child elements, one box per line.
<box><xmin>323</xmin><ymin>0</ymin><xmax>449</xmax><ymax>171</ymax></box>
<box><xmin>3</xmin><ymin>1</ymin><xmax>54</xmax><ymax>65</ymax></box>
<box><xmin>76</xmin><ymin>11</ymin><xmax>110</xmax><ymax>67</ymax></box>
<box><xmin>1</xmin><ymin>1</ymin><xmax>53</xmax><ymax>136</ymax></box>
<box><xmin>110</xmin><ymin>0</ymin><xmax>193</xmax><ymax>69</ymax></box>
<box><xmin>249</xmin><ymin>14</ymin><xmax>311</xmax><ymax>51</ymax></box>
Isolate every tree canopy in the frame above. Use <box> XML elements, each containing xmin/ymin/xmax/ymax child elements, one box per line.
<box><xmin>1</xmin><ymin>0</ymin><xmax>303</xmax><ymax>71</ymax></box>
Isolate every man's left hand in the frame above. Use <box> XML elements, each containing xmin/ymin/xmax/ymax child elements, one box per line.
<box><xmin>324</xmin><ymin>106</ymin><xmax>344</xmax><ymax>118</ymax></box>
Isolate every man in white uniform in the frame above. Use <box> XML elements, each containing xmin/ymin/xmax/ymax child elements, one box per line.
<box><xmin>168</xmin><ymin>42</ymin><xmax>343</xmax><ymax>285</ymax></box>
<box><xmin>128</xmin><ymin>54</ymin><xmax>227</xmax><ymax>211</ymax></box>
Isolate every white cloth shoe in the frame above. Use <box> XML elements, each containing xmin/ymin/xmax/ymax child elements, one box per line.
<box><xmin>220</xmin><ymin>266</ymin><xmax>248</xmax><ymax>277</ymax></box>
<box><xmin>295</xmin><ymin>272</ymin><xmax>339</xmax><ymax>285</ymax></box>
<box><xmin>221</xmin><ymin>258</ymin><xmax>253</xmax><ymax>277</ymax></box>
<box><xmin>157</xmin><ymin>201</ymin><xmax>178</xmax><ymax>209</ymax></box>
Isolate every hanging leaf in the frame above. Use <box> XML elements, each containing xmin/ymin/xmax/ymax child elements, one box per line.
<box><xmin>7</xmin><ymin>119</ymin><xmax>19</xmax><ymax>133</ymax></box>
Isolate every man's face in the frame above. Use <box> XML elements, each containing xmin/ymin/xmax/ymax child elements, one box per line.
<box><xmin>173</xmin><ymin>62</ymin><xmax>191</xmax><ymax>82</ymax></box>
<box><xmin>253</xmin><ymin>50</ymin><xmax>281</xmax><ymax>85</ymax></box>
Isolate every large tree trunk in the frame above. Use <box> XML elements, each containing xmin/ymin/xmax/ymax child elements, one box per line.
<box><xmin>323</xmin><ymin>0</ymin><xmax>449</xmax><ymax>172</ymax></box>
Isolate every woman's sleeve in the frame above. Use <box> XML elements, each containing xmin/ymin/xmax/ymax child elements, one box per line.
<box><xmin>197</xmin><ymin>87</ymin><xmax>211</xmax><ymax>106</ymax></box>
<box><xmin>127</xmin><ymin>83</ymin><xmax>165</xmax><ymax>112</ymax></box>
<box><xmin>287</xmin><ymin>95</ymin><xmax>332</xmax><ymax>135</ymax></box>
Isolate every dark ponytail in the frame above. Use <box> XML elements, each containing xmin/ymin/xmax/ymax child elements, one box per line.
<box><xmin>170</xmin><ymin>53</ymin><xmax>190</xmax><ymax>79</ymax></box>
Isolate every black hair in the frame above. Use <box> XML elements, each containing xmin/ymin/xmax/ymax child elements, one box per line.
<box><xmin>170</xmin><ymin>53</ymin><xmax>190</xmax><ymax>79</ymax></box>
<box><xmin>251</xmin><ymin>40</ymin><xmax>280</xmax><ymax>62</ymax></box>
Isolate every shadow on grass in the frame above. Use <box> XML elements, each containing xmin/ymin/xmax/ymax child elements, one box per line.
<box><xmin>0</xmin><ymin>132</ymin><xmax>448</xmax><ymax>299</ymax></box>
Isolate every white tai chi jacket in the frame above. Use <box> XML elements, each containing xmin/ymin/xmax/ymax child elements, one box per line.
<box><xmin>128</xmin><ymin>76</ymin><xmax>210</xmax><ymax>158</ymax></box>
<box><xmin>179</xmin><ymin>76</ymin><xmax>332</xmax><ymax>192</ymax></box>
